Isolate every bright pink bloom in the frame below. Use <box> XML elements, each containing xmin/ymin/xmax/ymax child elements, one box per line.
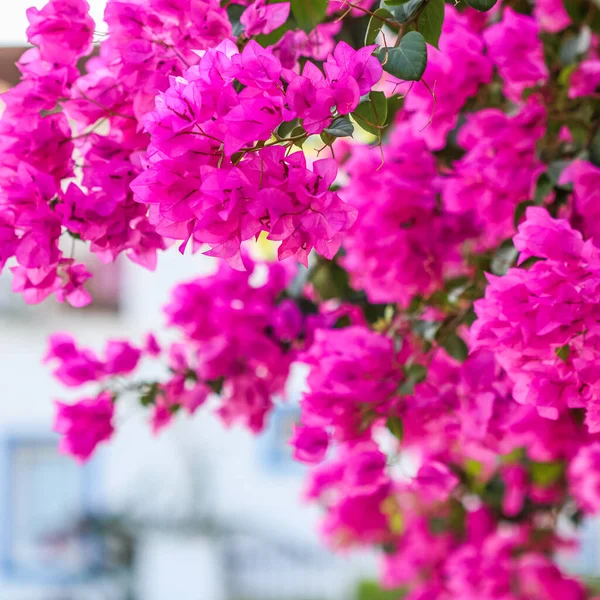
<box><xmin>54</xmin><ymin>392</ymin><xmax>115</xmax><ymax>461</ymax></box>
<box><xmin>534</xmin><ymin>0</ymin><xmax>571</xmax><ymax>33</ymax></box>
<box><xmin>484</xmin><ymin>9</ymin><xmax>549</xmax><ymax>102</ymax></box>
<box><xmin>569</xmin><ymin>59</ymin><xmax>600</xmax><ymax>99</ymax></box>
<box><xmin>26</xmin><ymin>0</ymin><xmax>94</xmax><ymax>65</ymax></box>
<box><xmin>240</xmin><ymin>1</ymin><xmax>290</xmax><ymax>36</ymax></box>
<box><xmin>570</xmin><ymin>443</ymin><xmax>600</xmax><ymax>513</ymax></box>
<box><xmin>291</xmin><ymin>425</ymin><xmax>329</xmax><ymax>463</ymax></box>
<box><xmin>443</xmin><ymin>98</ymin><xmax>546</xmax><ymax>248</ymax></box>
<box><xmin>560</xmin><ymin>160</ymin><xmax>600</xmax><ymax>242</ymax></box>
<box><xmin>414</xmin><ymin>461</ymin><xmax>459</xmax><ymax>503</ymax></box>
<box><xmin>342</xmin><ymin>123</ymin><xmax>474</xmax><ymax>305</ymax></box>
<box><xmin>300</xmin><ymin>327</ymin><xmax>400</xmax><ymax>441</ymax></box>
<box><xmin>473</xmin><ymin>208</ymin><xmax>600</xmax><ymax>425</ymax></box>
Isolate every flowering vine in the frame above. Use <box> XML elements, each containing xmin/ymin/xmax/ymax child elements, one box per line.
<box><xmin>3</xmin><ymin>0</ymin><xmax>600</xmax><ymax>597</ymax></box>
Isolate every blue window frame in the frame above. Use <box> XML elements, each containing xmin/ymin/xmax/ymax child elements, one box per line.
<box><xmin>0</xmin><ymin>429</ymin><xmax>103</xmax><ymax>584</ymax></box>
<box><xmin>258</xmin><ymin>404</ymin><xmax>305</xmax><ymax>476</ymax></box>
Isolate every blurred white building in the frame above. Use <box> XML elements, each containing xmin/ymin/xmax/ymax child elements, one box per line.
<box><xmin>0</xmin><ymin>4</ymin><xmax>377</xmax><ymax>596</ymax></box>
<box><xmin>0</xmin><ymin>249</ymin><xmax>377</xmax><ymax>600</ymax></box>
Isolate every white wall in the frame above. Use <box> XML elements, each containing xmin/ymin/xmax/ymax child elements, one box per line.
<box><xmin>0</xmin><ymin>249</ymin><xmax>377</xmax><ymax>599</ymax></box>
<box><xmin>0</xmin><ymin>0</ymin><xmax>108</xmax><ymax>48</ymax></box>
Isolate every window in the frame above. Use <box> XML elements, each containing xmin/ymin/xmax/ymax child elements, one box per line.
<box><xmin>258</xmin><ymin>404</ymin><xmax>304</xmax><ymax>476</ymax></box>
<box><xmin>0</xmin><ymin>432</ymin><xmax>102</xmax><ymax>583</ymax></box>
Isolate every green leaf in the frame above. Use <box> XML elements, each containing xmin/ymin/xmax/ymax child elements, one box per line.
<box><xmin>590</xmin><ymin>129</ymin><xmax>600</xmax><ymax>167</ymax></box>
<box><xmin>568</xmin><ymin>121</ymin><xmax>588</xmax><ymax>147</ymax></box>
<box><xmin>417</xmin><ymin>0</ymin><xmax>444</xmax><ymax>48</ymax></box>
<box><xmin>515</xmin><ymin>172</ymin><xmax>553</xmax><ymax>227</ymax></box>
<box><xmin>514</xmin><ymin>201</ymin><xmax>536</xmax><ymax>229</ymax></box>
<box><xmin>278</xmin><ymin>118</ymin><xmax>300</xmax><ymax>138</ymax></box>
<box><xmin>140</xmin><ymin>382</ymin><xmax>159</xmax><ymax>407</ymax></box>
<box><xmin>386</xmin><ymin>416</ymin><xmax>404</xmax><ymax>441</ymax></box>
<box><xmin>519</xmin><ymin>256</ymin><xmax>545</xmax><ymax>269</ymax></box>
<box><xmin>352</xmin><ymin>91</ymin><xmax>388</xmax><ymax>136</ymax></box>
<box><xmin>465</xmin><ymin>458</ymin><xmax>483</xmax><ymax>479</ymax></box>
<box><xmin>491</xmin><ymin>241</ymin><xmax>518</xmax><ymax>276</ymax></box>
<box><xmin>207</xmin><ymin>377</ymin><xmax>225</xmax><ymax>395</ymax></box>
<box><xmin>463</xmin><ymin>0</ymin><xmax>498</xmax><ymax>11</ymax></box>
<box><xmin>290</xmin><ymin>125</ymin><xmax>308</xmax><ymax>148</ymax></box>
<box><xmin>530</xmin><ymin>461</ymin><xmax>564</xmax><ymax>487</ymax></box>
<box><xmin>548</xmin><ymin>160</ymin><xmax>573</xmax><ymax>189</ymax></box>
<box><xmin>323</xmin><ymin>117</ymin><xmax>354</xmax><ymax>138</ymax></box>
<box><xmin>534</xmin><ymin>172</ymin><xmax>553</xmax><ymax>203</ymax></box>
<box><xmin>384</xmin><ymin>94</ymin><xmax>404</xmax><ymax>127</ymax></box>
<box><xmin>291</xmin><ymin>0</ymin><xmax>327</xmax><ymax>32</ymax></box>
<box><xmin>398</xmin><ymin>380</ymin><xmax>416</xmax><ymax>395</ymax></box>
<box><xmin>398</xmin><ymin>362</ymin><xmax>427</xmax><ymax>395</ymax></box>
<box><xmin>442</xmin><ymin>333</ymin><xmax>469</xmax><ymax>362</ymax></box>
<box><xmin>413</xmin><ymin>319</ymin><xmax>441</xmax><ymax>342</ymax></box>
<box><xmin>501</xmin><ymin>448</ymin><xmax>525</xmax><ymax>464</ymax></box>
<box><xmin>227</xmin><ymin>3</ymin><xmax>246</xmax><ymax>36</ymax></box>
<box><xmin>555</xmin><ymin>344</ymin><xmax>571</xmax><ymax>363</ymax></box>
<box><xmin>405</xmin><ymin>363</ymin><xmax>428</xmax><ymax>383</ymax></box>
<box><xmin>388</xmin><ymin>0</ymin><xmax>425</xmax><ymax>23</ymax></box>
<box><xmin>562</xmin><ymin>0</ymin><xmax>587</xmax><ymax>24</ymax></box>
<box><xmin>255</xmin><ymin>22</ymin><xmax>293</xmax><ymax>47</ymax></box>
<box><xmin>377</xmin><ymin>31</ymin><xmax>427</xmax><ymax>81</ymax></box>
<box><xmin>365</xmin><ymin>8</ymin><xmax>393</xmax><ymax>45</ymax></box>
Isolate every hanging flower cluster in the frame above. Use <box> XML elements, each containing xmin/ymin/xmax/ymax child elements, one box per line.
<box><xmin>131</xmin><ymin>37</ymin><xmax>380</xmax><ymax>267</ymax></box>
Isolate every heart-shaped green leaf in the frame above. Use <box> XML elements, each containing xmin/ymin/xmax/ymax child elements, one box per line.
<box><xmin>323</xmin><ymin>117</ymin><xmax>355</xmax><ymax>138</ymax></box>
<box><xmin>463</xmin><ymin>0</ymin><xmax>498</xmax><ymax>12</ymax></box>
<box><xmin>377</xmin><ymin>31</ymin><xmax>427</xmax><ymax>81</ymax></box>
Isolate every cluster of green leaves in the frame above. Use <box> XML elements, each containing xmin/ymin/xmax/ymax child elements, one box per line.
<box><xmin>370</xmin><ymin>0</ymin><xmax>496</xmax><ymax>83</ymax></box>
<box><xmin>356</xmin><ymin>579</ymin><xmax>407</xmax><ymax>600</ymax></box>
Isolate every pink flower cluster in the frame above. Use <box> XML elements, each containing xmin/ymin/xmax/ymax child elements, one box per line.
<box><xmin>570</xmin><ymin>443</ymin><xmax>600</xmax><ymax>513</ymax></box>
<box><xmin>443</xmin><ymin>98</ymin><xmax>546</xmax><ymax>248</ymax></box>
<box><xmin>561</xmin><ymin>160</ymin><xmax>600</xmax><ymax>241</ymax></box>
<box><xmin>305</xmin><ymin>442</ymin><xmax>396</xmax><ymax>546</ymax></box>
<box><xmin>48</xmin><ymin>257</ymin><xmax>305</xmax><ymax>443</ymax></box>
<box><xmin>161</xmin><ymin>259</ymin><xmax>301</xmax><ymax>431</ymax></box>
<box><xmin>240</xmin><ymin>0</ymin><xmax>290</xmax><ymax>37</ymax></box>
<box><xmin>295</xmin><ymin>326</ymin><xmax>402</xmax><ymax>445</ymax></box>
<box><xmin>533</xmin><ymin>0</ymin><xmax>571</xmax><ymax>33</ymax></box>
<box><xmin>132</xmin><ymin>39</ymin><xmax>381</xmax><ymax>268</ymax></box>
<box><xmin>534</xmin><ymin>0</ymin><xmax>571</xmax><ymax>33</ymax></box>
<box><xmin>0</xmin><ymin>0</ymin><xmax>234</xmax><ymax>305</ymax></box>
<box><xmin>0</xmin><ymin>0</ymin><xmax>94</xmax><ymax>305</ymax></box>
<box><xmin>473</xmin><ymin>208</ymin><xmax>600</xmax><ymax>428</ymax></box>
<box><xmin>382</xmin><ymin>505</ymin><xmax>587</xmax><ymax>600</ymax></box>
<box><xmin>45</xmin><ymin>333</ymin><xmax>141</xmax><ymax>386</ymax></box>
<box><xmin>341</xmin><ymin>123</ymin><xmax>474</xmax><ymax>305</ymax></box>
<box><xmin>484</xmin><ymin>8</ymin><xmax>549</xmax><ymax>102</ymax></box>
<box><xmin>0</xmin><ymin>0</ymin><xmax>383</xmax><ymax>304</ymax></box>
<box><xmin>54</xmin><ymin>392</ymin><xmax>115</xmax><ymax>462</ymax></box>
<box><xmin>273</xmin><ymin>22</ymin><xmax>342</xmax><ymax>69</ymax></box>
<box><xmin>298</xmin><ymin>331</ymin><xmax>596</xmax><ymax>591</ymax></box>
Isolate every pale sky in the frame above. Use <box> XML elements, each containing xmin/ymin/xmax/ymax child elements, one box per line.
<box><xmin>0</xmin><ymin>0</ymin><xmax>108</xmax><ymax>46</ymax></box>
